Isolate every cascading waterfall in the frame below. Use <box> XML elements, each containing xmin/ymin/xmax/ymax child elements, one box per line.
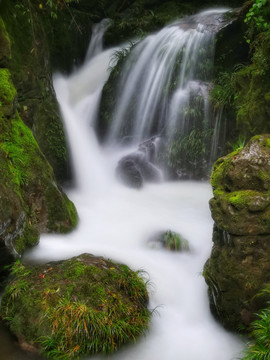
<box><xmin>85</xmin><ymin>18</ymin><xmax>111</xmax><ymax>61</ymax></box>
<box><xmin>14</xmin><ymin>9</ymin><xmax>246</xmax><ymax>360</ymax></box>
<box><xmin>104</xmin><ymin>9</ymin><xmax>231</xmax><ymax>180</ymax></box>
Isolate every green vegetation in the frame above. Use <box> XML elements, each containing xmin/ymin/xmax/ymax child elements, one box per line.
<box><xmin>210</xmin><ymin>70</ymin><xmax>238</xmax><ymax>108</ymax></box>
<box><xmin>104</xmin><ymin>1</ymin><xmax>193</xmax><ymax>45</ymax></box>
<box><xmin>42</xmin><ymin>0</ymin><xmax>79</xmax><ymax>19</ymax></box>
<box><xmin>0</xmin><ymin>111</ymin><xmax>53</xmax><ymax>189</ymax></box>
<box><xmin>242</xmin><ymin>284</ymin><xmax>270</xmax><ymax>360</ymax></box>
<box><xmin>0</xmin><ymin>47</ymin><xmax>77</xmax><ymax>268</ymax></box>
<box><xmin>98</xmin><ymin>42</ymin><xmax>136</xmax><ymax>139</ymax></box>
<box><xmin>228</xmin><ymin>135</ymin><xmax>246</xmax><ymax>152</ymax></box>
<box><xmin>1</xmin><ymin>255</ymin><xmax>151</xmax><ymax>359</ymax></box>
<box><xmin>211</xmin><ymin>1</ymin><xmax>270</xmax><ymax>141</ymax></box>
<box><xmin>162</xmin><ymin>231</ymin><xmax>189</xmax><ymax>251</ymax></box>
<box><xmin>0</xmin><ymin>68</ymin><xmax>16</xmax><ymax>116</ymax></box>
<box><xmin>245</xmin><ymin>0</ymin><xmax>270</xmax><ymax>39</ymax></box>
<box><xmin>168</xmin><ymin>128</ymin><xmax>213</xmax><ymax>178</ymax></box>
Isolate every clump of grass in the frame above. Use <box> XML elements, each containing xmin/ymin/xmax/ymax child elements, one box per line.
<box><xmin>0</xmin><ymin>254</ymin><xmax>151</xmax><ymax>359</ymax></box>
<box><xmin>162</xmin><ymin>230</ymin><xmax>189</xmax><ymax>251</ymax></box>
<box><xmin>241</xmin><ymin>284</ymin><xmax>270</xmax><ymax>360</ymax></box>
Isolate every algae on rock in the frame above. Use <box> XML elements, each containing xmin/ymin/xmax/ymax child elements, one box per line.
<box><xmin>1</xmin><ymin>254</ymin><xmax>151</xmax><ymax>359</ymax></box>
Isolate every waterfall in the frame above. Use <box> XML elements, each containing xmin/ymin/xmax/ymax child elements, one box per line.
<box><xmin>21</xmin><ymin>11</ymin><xmax>245</xmax><ymax>360</ymax></box>
<box><xmin>103</xmin><ymin>9</ymin><xmax>231</xmax><ymax>179</ymax></box>
<box><xmin>85</xmin><ymin>18</ymin><xmax>111</xmax><ymax>61</ymax></box>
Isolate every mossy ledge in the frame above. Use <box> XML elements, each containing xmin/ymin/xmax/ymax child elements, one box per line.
<box><xmin>0</xmin><ymin>254</ymin><xmax>151</xmax><ymax>359</ymax></box>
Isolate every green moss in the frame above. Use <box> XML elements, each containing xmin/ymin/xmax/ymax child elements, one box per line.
<box><xmin>0</xmin><ymin>111</ymin><xmax>53</xmax><ymax>190</ymax></box>
<box><xmin>211</xmin><ymin>150</ymin><xmax>240</xmax><ymax>196</ymax></box>
<box><xmin>228</xmin><ymin>190</ymin><xmax>261</xmax><ymax>209</ymax></box>
<box><xmin>14</xmin><ymin>224</ymin><xmax>39</xmax><ymax>254</ymax></box>
<box><xmin>161</xmin><ymin>230</ymin><xmax>189</xmax><ymax>251</ymax></box>
<box><xmin>258</xmin><ymin>170</ymin><xmax>270</xmax><ymax>182</ymax></box>
<box><xmin>262</xmin><ymin>138</ymin><xmax>270</xmax><ymax>148</ymax></box>
<box><xmin>1</xmin><ymin>254</ymin><xmax>151</xmax><ymax>359</ymax></box>
<box><xmin>45</xmin><ymin>187</ymin><xmax>78</xmax><ymax>233</ymax></box>
<box><xmin>0</xmin><ymin>68</ymin><xmax>16</xmax><ymax>115</ymax></box>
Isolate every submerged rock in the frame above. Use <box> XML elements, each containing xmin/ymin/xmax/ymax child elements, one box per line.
<box><xmin>204</xmin><ymin>135</ymin><xmax>270</xmax><ymax>332</ymax></box>
<box><xmin>149</xmin><ymin>230</ymin><xmax>189</xmax><ymax>252</ymax></box>
<box><xmin>0</xmin><ymin>254</ymin><xmax>151</xmax><ymax>359</ymax></box>
<box><xmin>116</xmin><ymin>138</ymin><xmax>163</xmax><ymax>189</ymax></box>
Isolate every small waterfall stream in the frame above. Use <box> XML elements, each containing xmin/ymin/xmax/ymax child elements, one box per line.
<box><xmin>105</xmin><ymin>10</ymin><xmax>230</xmax><ymax>178</ymax></box>
<box><xmin>7</xmin><ymin>8</ymin><xmax>245</xmax><ymax>360</ymax></box>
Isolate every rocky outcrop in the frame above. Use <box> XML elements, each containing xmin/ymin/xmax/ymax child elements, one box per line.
<box><xmin>204</xmin><ymin>135</ymin><xmax>270</xmax><ymax>331</ymax></box>
<box><xmin>0</xmin><ymin>29</ymin><xmax>77</xmax><ymax>286</ymax></box>
<box><xmin>0</xmin><ymin>254</ymin><xmax>150</xmax><ymax>359</ymax></box>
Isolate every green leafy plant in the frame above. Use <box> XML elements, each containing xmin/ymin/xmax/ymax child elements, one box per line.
<box><xmin>245</xmin><ymin>0</ymin><xmax>270</xmax><ymax>41</ymax></box>
<box><xmin>42</xmin><ymin>0</ymin><xmax>79</xmax><ymax>19</ymax></box>
<box><xmin>241</xmin><ymin>284</ymin><xmax>270</xmax><ymax>360</ymax></box>
<box><xmin>228</xmin><ymin>135</ymin><xmax>246</xmax><ymax>152</ymax></box>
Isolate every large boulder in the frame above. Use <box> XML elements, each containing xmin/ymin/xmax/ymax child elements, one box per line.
<box><xmin>204</xmin><ymin>135</ymin><xmax>270</xmax><ymax>332</ymax></box>
<box><xmin>0</xmin><ymin>254</ymin><xmax>151</xmax><ymax>359</ymax></box>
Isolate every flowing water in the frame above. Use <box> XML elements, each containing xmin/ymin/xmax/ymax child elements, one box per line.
<box><xmin>2</xmin><ymin>9</ymin><xmax>245</xmax><ymax>360</ymax></box>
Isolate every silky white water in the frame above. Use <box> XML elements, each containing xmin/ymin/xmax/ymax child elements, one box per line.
<box><xmin>23</xmin><ymin>11</ymin><xmax>244</xmax><ymax>360</ymax></box>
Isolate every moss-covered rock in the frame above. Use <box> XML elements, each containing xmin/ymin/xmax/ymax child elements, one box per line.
<box><xmin>0</xmin><ymin>67</ymin><xmax>77</xmax><ymax>287</ymax></box>
<box><xmin>204</xmin><ymin>134</ymin><xmax>270</xmax><ymax>332</ymax></box>
<box><xmin>0</xmin><ymin>1</ymin><xmax>77</xmax><ymax>182</ymax></box>
<box><xmin>149</xmin><ymin>230</ymin><xmax>189</xmax><ymax>251</ymax></box>
<box><xmin>0</xmin><ymin>254</ymin><xmax>151</xmax><ymax>359</ymax></box>
<box><xmin>210</xmin><ymin>135</ymin><xmax>270</xmax><ymax>235</ymax></box>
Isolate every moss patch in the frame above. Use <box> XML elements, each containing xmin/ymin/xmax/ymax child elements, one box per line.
<box><xmin>0</xmin><ymin>68</ymin><xmax>16</xmax><ymax>116</ymax></box>
<box><xmin>1</xmin><ymin>254</ymin><xmax>151</xmax><ymax>359</ymax></box>
<box><xmin>0</xmin><ymin>16</ymin><xmax>11</xmax><ymax>66</ymax></box>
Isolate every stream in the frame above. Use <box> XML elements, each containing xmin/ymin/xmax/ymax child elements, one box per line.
<box><xmin>2</xmin><ymin>8</ymin><xmax>245</xmax><ymax>360</ymax></box>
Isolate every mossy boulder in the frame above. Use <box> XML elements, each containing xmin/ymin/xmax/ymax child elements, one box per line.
<box><xmin>0</xmin><ymin>254</ymin><xmax>151</xmax><ymax>359</ymax></box>
<box><xmin>204</xmin><ymin>134</ymin><xmax>270</xmax><ymax>332</ymax></box>
<box><xmin>210</xmin><ymin>135</ymin><xmax>270</xmax><ymax>235</ymax></box>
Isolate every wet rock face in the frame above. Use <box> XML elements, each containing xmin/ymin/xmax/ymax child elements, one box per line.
<box><xmin>204</xmin><ymin>135</ymin><xmax>270</xmax><ymax>332</ymax></box>
<box><xmin>204</xmin><ymin>226</ymin><xmax>270</xmax><ymax>331</ymax></box>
